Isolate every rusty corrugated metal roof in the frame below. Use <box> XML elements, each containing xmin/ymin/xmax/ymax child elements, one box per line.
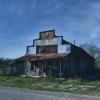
<box><xmin>17</xmin><ymin>53</ymin><xmax>67</xmax><ymax>61</ymax></box>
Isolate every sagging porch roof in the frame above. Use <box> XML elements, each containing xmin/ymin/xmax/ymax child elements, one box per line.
<box><xmin>17</xmin><ymin>53</ymin><xmax>67</xmax><ymax>62</ymax></box>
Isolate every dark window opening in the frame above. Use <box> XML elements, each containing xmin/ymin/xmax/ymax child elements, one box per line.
<box><xmin>36</xmin><ymin>45</ymin><xmax>58</xmax><ymax>54</ymax></box>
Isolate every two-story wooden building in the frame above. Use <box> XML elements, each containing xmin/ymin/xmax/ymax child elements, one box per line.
<box><xmin>15</xmin><ymin>30</ymin><xmax>95</xmax><ymax>79</ymax></box>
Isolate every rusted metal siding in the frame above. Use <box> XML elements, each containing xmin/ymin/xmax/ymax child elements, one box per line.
<box><xmin>40</xmin><ymin>31</ymin><xmax>55</xmax><ymax>40</ymax></box>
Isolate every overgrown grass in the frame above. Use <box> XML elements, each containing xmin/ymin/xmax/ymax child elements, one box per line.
<box><xmin>0</xmin><ymin>76</ymin><xmax>62</xmax><ymax>89</ymax></box>
<box><xmin>0</xmin><ymin>76</ymin><xmax>100</xmax><ymax>95</ymax></box>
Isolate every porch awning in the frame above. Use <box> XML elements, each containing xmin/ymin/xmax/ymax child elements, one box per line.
<box><xmin>17</xmin><ymin>53</ymin><xmax>67</xmax><ymax>62</ymax></box>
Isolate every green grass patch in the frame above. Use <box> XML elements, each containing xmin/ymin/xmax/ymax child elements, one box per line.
<box><xmin>0</xmin><ymin>76</ymin><xmax>100</xmax><ymax>95</ymax></box>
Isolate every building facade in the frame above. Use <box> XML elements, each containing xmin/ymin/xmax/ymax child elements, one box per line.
<box><xmin>15</xmin><ymin>30</ymin><xmax>95</xmax><ymax>79</ymax></box>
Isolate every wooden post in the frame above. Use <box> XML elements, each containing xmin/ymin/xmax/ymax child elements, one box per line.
<box><xmin>34</xmin><ymin>65</ymin><xmax>35</xmax><ymax>71</ymax></box>
<box><xmin>45</xmin><ymin>61</ymin><xmax>46</xmax><ymax>76</ymax></box>
<box><xmin>42</xmin><ymin>61</ymin><xmax>43</xmax><ymax>73</ymax></box>
<box><xmin>14</xmin><ymin>62</ymin><xmax>16</xmax><ymax>75</ymax></box>
<box><xmin>60</xmin><ymin>59</ymin><xmax>62</xmax><ymax>78</ymax></box>
<box><xmin>24</xmin><ymin>61</ymin><xmax>26</xmax><ymax>75</ymax></box>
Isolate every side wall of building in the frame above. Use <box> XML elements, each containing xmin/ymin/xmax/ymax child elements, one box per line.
<box><xmin>71</xmin><ymin>45</ymin><xmax>95</xmax><ymax>80</ymax></box>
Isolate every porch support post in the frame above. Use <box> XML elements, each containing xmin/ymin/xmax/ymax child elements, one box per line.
<box><xmin>59</xmin><ymin>59</ymin><xmax>62</xmax><ymax>78</ymax></box>
<box><xmin>45</xmin><ymin>60</ymin><xmax>46</xmax><ymax>76</ymax></box>
<box><xmin>42</xmin><ymin>61</ymin><xmax>43</xmax><ymax>73</ymax></box>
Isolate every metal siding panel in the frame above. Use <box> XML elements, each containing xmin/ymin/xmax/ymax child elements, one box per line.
<box><xmin>58</xmin><ymin>45</ymin><xmax>71</xmax><ymax>54</ymax></box>
<box><xmin>34</xmin><ymin>37</ymin><xmax>62</xmax><ymax>46</ymax></box>
<box><xmin>28</xmin><ymin>47</ymin><xmax>36</xmax><ymax>54</ymax></box>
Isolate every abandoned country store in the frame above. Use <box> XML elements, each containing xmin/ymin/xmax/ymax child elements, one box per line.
<box><xmin>12</xmin><ymin>30</ymin><xmax>95</xmax><ymax>79</ymax></box>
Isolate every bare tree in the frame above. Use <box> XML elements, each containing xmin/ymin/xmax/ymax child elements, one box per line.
<box><xmin>80</xmin><ymin>43</ymin><xmax>100</xmax><ymax>59</ymax></box>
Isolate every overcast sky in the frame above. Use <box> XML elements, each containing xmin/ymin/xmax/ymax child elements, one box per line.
<box><xmin>0</xmin><ymin>0</ymin><xmax>100</xmax><ymax>58</ymax></box>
